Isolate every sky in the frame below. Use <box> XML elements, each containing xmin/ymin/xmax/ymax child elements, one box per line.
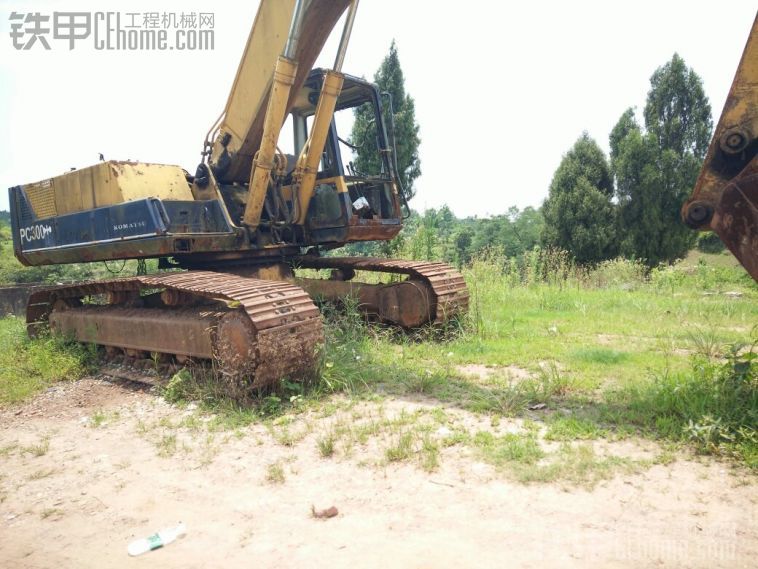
<box><xmin>0</xmin><ymin>0</ymin><xmax>756</xmax><ymax>218</ymax></box>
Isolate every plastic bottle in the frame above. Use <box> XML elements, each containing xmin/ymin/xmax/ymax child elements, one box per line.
<box><xmin>127</xmin><ymin>522</ymin><xmax>187</xmax><ymax>556</ymax></box>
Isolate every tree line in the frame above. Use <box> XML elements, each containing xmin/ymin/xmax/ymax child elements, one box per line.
<box><xmin>542</xmin><ymin>53</ymin><xmax>712</xmax><ymax>266</ymax></box>
<box><xmin>356</xmin><ymin>44</ymin><xmax>717</xmax><ymax>268</ymax></box>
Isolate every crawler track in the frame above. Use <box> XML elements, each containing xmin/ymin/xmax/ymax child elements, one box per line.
<box><xmin>26</xmin><ymin>271</ymin><xmax>323</xmax><ymax>391</ymax></box>
<box><xmin>25</xmin><ymin>259</ymin><xmax>467</xmax><ymax>392</ymax></box>
<box><xmin>294</xmin><ymin>256</ymin><xmax>469</xmax><ymax>323</ymax></box>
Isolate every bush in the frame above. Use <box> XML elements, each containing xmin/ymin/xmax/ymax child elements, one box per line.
<box><xmin>649</xmin><ymin>263</ymin><xmax>688</xmax><ymax>293</ymax></box>
<box><xmin>696</xmin><ymin>232</ymin><xmax>726</xmax><ymax>254</ymax></box>
<box><xmin>586</xmin><ymin>258</ymin><xmax>648</xmax><ymax>289</ymax></box>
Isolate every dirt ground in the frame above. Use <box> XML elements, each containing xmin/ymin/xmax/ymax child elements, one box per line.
<box><xmin>0</xmin><ymin>378</ymin><xmax>755</xmax><ymax>569</ymax></box>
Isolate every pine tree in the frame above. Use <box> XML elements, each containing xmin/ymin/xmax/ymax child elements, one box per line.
<box><xmin>541</xmin><ymin>133</ymin><xmax>617</xmax><ymax>264</ymax></box>
<box><xmin>644</xmin><ymin>54</ymin><xmax>712</xmax><ymax>160</ymax></box>
<box><xmin>350</xmin><ymin>41</ymin><xmax>421</xmax><ymax>199</ymax></box>
<box><xmin>612</xmin><ymin>54</ymin><xmax>711</xmax><ymax>265</ymax></box>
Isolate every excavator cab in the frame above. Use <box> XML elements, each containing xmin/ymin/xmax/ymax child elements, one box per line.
<box><xmin>213</xmin><ymin>69</ymin><xmax>405</xmax><ymax>249</ymax></box>
<box><xmin>297</xmin><ymin>70</ymin><xmax>402</xmax><ymax>223</ymax></box>
<box><xmin>296</xmin><ymin>70</ymin><xmax>404</xmax><ymax>245</ymax></box>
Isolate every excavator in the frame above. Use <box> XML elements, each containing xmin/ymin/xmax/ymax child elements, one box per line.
<box><xmin>7</xmin><ymin>2</ymin><xmax>756</xmax><ymax>394</ymax></box>
<box><xmin>683</xmin><ymin>13</ymin><xmax>757</xmax><ymax>282</ymax></box>
<box><xmin>7</xmin><ymin>0</ymin><xmax>468</xmax><ymax>391</ymax></box>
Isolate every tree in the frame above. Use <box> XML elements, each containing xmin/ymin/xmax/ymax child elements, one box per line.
<box><xmin>507</xmin><ymin>206</ymin><xmax>543</xmax><ymax>256</ymax></box>
<box><xmin>609</xmin><ymin>107</ymin><xmax>639</xmax><ymax>168</ymax></box>
<box><xmin>435</xmin><ymin>205</ymin><xmax>456</xmax><ymax>240</ymax></box>
<box><xmin>471</xmin><ymin>217</ymin><xmax>502</xmax><ymax>255</ymax></box>
<box><xmin>452</xmin><ymin>227</ymin><xmax>474</xmax><ymax>267</ymax></box>
<box><xmin>644</xmin><ymin>53</ymin><xmax>712</xmax><ymax>159</ymax></box>
<box><xmin>612</xmin><ymin>54</ymin><xmax>711</xmax><ymax>265</ymax></box>
<box><xmin>350</xmin><ymin>41</ymin><xmax>421</xmax><ymax>198</ymax></box>
<box><xmin>540</xmin><ymin>133</ymin><xmax>617</xmax><ymax>263</ymax></box>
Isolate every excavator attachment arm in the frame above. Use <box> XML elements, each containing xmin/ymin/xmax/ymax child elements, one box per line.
<box><xmin>683</xmin><ymin>14</ymin><xmax>758</xmax><ymax>282</ymax></box>
<box><xmin>208</xmin><ymin>0</ymin><xmax>352</xmax><ymax>185</ymax></box>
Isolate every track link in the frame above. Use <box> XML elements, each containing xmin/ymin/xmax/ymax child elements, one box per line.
<box><xmin>294</xmin><ymin>256</ymin><xmax>469</xmax><ymax>324</ymax></box>
<box><xmin>27</xmin><ymin>271</ymin><xmax>323</xmax><ymax>391</ymax></box>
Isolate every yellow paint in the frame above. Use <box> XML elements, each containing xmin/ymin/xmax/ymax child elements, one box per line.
<box><xmin>294</xmin><ymin>70</ymin><xmax>345</xmax><ymax>224</ymax></box>
<box><xmin>244</xmin><ymin>56</ymin><xmax>299</xmax><ymax>227</ymax></box>
<box><xmin>210</xmin><ymin>0</ymin><xmax>296</xmax><ymax>169</ymax></box>
<box><xmin>22</xmin><ymin>161</ymin><xmax>192</xmax><ymax>218</ymax></box>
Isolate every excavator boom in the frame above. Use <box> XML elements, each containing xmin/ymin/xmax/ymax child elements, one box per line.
<box><xmin>208</xmin><ymin>0</ymin><xmax>353</xmax><ymax>184</ymax></box>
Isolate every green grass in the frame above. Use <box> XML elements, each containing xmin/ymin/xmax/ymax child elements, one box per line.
<box><xmin>545</xmin><ymin>416</ymin><xmax>607</xmax><ymax>441</ymax></box>
<box><xmin>155</xmin><ymin>433</ymin><xmax>177</xmax><ymax>458</ymax></box>
<box><xmin>571</xmin><ymin>347</ymin><xmax>628</xmax><ymax>365</ymax></box>
<box><xmin>474</xmin><ymin>430</ymin><xmax>544</xmax><ymax>465</ymax></box>
<box><xmin>22</xmin><ymin>437</ymin><xmax>50</xmax><ymax>457</ymax></box>
<box><xmin>40</xmin><ymin>507</ymin><xmax>64</xmax><ymax>520</ymax></box>
<box><xmin>598</xmin><ymin>345</ymin><xmax>758</xmax><ymax>466</ymax></box>
<box><xmin>28</xmin><ymin>468</ymin><xmax>56</xmax><ymax>481</ymax></box>
<box><xmin>265</xmin><ymin>462</ymin><xmax>286</xmax><ymax>484</ymax></box>
<box><xmin>0</xmin><ymin>318</ymin><xmax>96</xmax><ymax>404</ymax></box>
<box><xmin>473</xmin><ymin>430</ymin><xmax>640</xmax><ymax>486</ymax></box>
<box><xmin>0</xmin><ymin>251</ymin><xmax>756</xmax><ymax>472</ymax></box>
<box><xmin>317</xmin><ymin>431</ymin><xmax>336</xmax><ymax>458</ymax></box>
<box><xmin>88</xmin><ymin>409</ymin><xmax>120</xmax><ymax>428</ymax></box>
<box><xmin>384</xmin><ymin>431</ymin><xmax>416</xmax><ymax>463</ymax></box>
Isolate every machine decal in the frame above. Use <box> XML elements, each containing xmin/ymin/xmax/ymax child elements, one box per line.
<box><xmin>113</xmin><ymin>221</ymin><xmax>148</xmax><ymax>232</ymax></box>
<box><xmin>19</xmin><ymin>223</ymin><xmax>53</xmax><ymax>244</ymax></box>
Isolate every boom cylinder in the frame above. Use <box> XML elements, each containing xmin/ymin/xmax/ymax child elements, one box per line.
<box><xmin>295</xmin><ymin>70</ymin><xmax>345</xmax><ymax>224</ymax></box>
<box><xmin>243</xmin><ymin>0</ymin><xmax>310</xmax><ymax>229</ymax></box>
<box><xmin>284</xmin><ymin>0</ymin><xmax>308</xmax><ymax>59</ymax></box>
<box><xmin>333</xmin><ymin>0</ymin><xmax>359</xmax><ymax>72</ymax></box>
<box><xmin>243</xmin><ymin>56</ymin><xmax>298</xmax><ymax>228</ymax></box>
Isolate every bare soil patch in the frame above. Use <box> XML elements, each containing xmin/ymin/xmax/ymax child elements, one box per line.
<box><xmin>0</xmin><ymin>378</ymin><xmax>755</xmax><ymax>568</ymax></box>
<box><xmin>456</xmin><ymin>364</ymin><xmax>533</xmax><ymax>382</ymax></box>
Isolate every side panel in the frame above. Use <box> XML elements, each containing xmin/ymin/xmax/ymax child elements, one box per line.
<box><xmin>22</xmin><ymin>162</ymin><xmax>193</xmax><ymax>217</ymax></box>
<box><xmin>9</xmin><ymin>188</ymin><xmax>239</xmax><ymax>265</ymax></box>
<box><xmin>13</xmin><ymin>195</ymin><xmax>170</xmax><ymax>254</ymax></box>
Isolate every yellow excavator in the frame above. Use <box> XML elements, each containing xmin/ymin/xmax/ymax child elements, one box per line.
<box><xmin>683</xmin><ymin>13</ymin><xmax>757</xmax><ymax>282</ymax></box>
<box><xmin>8</xmin><ymin>3</ymin><xmax>756</xmax><ymax>392</ymax></box>
<box><xmin>8</xmin><ymin>0</ymin><xmax>468</xmax><ymax>390</ymax></box>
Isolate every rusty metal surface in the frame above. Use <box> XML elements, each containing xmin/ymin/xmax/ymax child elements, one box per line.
<box><xmin>28</xmin><ymin>271</ymin><xmax>323</xmax><ymax>390</ymax></box>
<box><xmin>50</xmin><ymin>306</ymin><xmax>222</xmax><ymax>358</ymax></box>
<box><xmin>344</xmin><ymin>220</ymin><xmax>403</xmax><ymax>243</ymax></box>
<box><xmin>0</xmin><ymin>283</ymin><xmax>47</xmax><ymax>317</ymax></box>
<box><xmin>685</xmin><ymin>14</ymin><xmax>758</xmax><ymax>217</ymax></box>
<box><xmin>294</xmin><ymin>257</ymin><xmax>469</xmax><ymax>324</ymax></box>
<box><xmin>710</xmin><ymin>160</ymin><xmax>758</xmax><ymax>281</ymax></box>
<box><xmin>683</xmin><ymin>14</ymin><xmax>758</xmax><ymax>282</ymax></box>
<box><xmin>295</xmin><ymin>277</ymin><xmax>434</xmax><ymax>327</ymax></box>
<box><xmin>22</xmin><ymin>162</ymin><xmax>192</xmax><ymax>217</ymax></box>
